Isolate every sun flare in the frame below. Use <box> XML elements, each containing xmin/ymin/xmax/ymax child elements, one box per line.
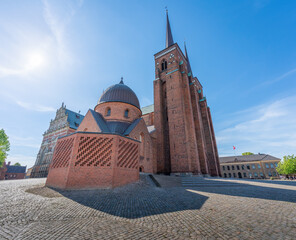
<box><xmin>25</xmin><ymin>51</ymin><xmax>46</xmax><ymax>71</ymax></box>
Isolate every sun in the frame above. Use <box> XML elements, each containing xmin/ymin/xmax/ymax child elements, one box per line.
<box><xmin>24</xmin><ymin>51</ymin><xmax>46</xmax><ymax>72</ymax></box>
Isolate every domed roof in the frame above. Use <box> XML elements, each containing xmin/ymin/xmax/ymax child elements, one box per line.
<box><xmin>98</xmin><ymin>79</ymin><xmax>140</xmax><ymax>109</ymax></box>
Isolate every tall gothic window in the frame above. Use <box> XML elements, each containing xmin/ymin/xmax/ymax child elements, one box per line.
<box><xmin>161</xmin><ymin>59</ymin><xmax>167</xmax><ymax>71</ymax></box>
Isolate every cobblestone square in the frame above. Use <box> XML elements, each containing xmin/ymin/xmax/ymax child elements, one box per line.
<box><xmin>0</xmin><ymin>175</ymin><xmax>295</xmax><ymax>239</ymax></box>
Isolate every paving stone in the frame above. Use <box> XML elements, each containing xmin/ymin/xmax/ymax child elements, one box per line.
<box><xmin>0</xmin><ymin>176</ymin><xmax>296</xmax><ymax>239</ymax></box>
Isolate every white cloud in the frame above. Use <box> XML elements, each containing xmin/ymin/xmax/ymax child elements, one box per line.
<box><xmin>216</xmin><ymin>95</ymin><xmax>296</xmax><ymax>158</ymax></box>
<box><xmin>16</xmin><ymin>100</ymin><xmax>55</xmax><ymax>112</ymax></box>
<box><xmin>42</xmin><ymin>0</ymin><xmax>84</xmax><ymax>66</ymax></box>
<box><xmin>6</xmin><ymin>154</ymin><xmax>36</xmax><ymax>168</ymax></box>
<box><xmin>9</xmin><ymin>135</ymin><xmax>41</xmax><ymax>149</ymax></box>
<box><xmin>258</xmin><ymin>67</ymin><xmax>296</xmax><ymax>88</ymax></box>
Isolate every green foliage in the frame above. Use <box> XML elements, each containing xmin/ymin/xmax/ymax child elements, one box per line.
<box><xmin>0</xmin><ymin>129</ymin><xmax>10</xmax><ymax>167</ymax></box>
<box><xmin>242</xmin><ymin>152</ymin><xmax>254</xmax><ymax>156</ymax></box>
<box><xmin>276</xmin><ymin>155</ymin><xmax>296</xmax><ymax>175</ymax></box>
<box><xmin>13</xmin><ymin>162</ymin><xmax>21</xmax><ymax>166</ymax></box>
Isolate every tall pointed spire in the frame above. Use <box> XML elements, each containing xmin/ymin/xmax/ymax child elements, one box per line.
<box><xmin>166</xmin><ymin>9</ymin><xmax>174</xmax><ymax>48</ymax></box>
<box><xmin>184</xmin><ymin>42</ymin><xmax>192</xmax><ymax>74</ymax></box>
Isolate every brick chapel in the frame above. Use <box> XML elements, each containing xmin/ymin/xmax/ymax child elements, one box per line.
<box><xmin>45</xmin><ymin>12</ymin><xmax>221</xmax><ymax>189</ymax></box>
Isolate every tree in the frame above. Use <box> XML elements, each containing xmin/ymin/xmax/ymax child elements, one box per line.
<box><xmin>276</xmin><ymin>155</ymin><xmax>296</xmax><ymax>176</ymax></box>
<box><xmin>0</xmin><ymin>129</ymin><xmax>10</xmax><ymax>167</ymax></box>
<box><xmin>13</xmin><ymin>162</ymin><xmax>21</xmax><ymax>166</ymax></box>
<box><xmin>242</xmin><ymin>152</ymin><xmax>254</xmax><ymax>156</ymax></box>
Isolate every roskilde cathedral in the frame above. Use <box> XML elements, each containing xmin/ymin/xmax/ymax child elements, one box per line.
<box><xmin>33</xmin><ymin>12</ymin><xmax>221</xmax><ymax>189</ymax></box>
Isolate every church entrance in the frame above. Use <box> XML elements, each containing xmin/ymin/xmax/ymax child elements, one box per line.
<box><xmin>139</xmin><ymin>166</ymin><xmax>144</xmax><ymax>172</ymax></box>
<box><xmin>238</xmin><ymin>172</ymin><xmax>242</xmax><ymax>178</ymax></box>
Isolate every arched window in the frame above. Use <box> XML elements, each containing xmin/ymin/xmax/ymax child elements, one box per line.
<box><xmin>161</xmin><ymin>59</ymin><xmax>167</xmax><ymax>71</ymax></box>
<box><xmin>106</xmin><ymin>107</ymin><xmax>111</xmax><ymax>116</ymax></box>
<box><xmin>124</xmin><ymin>109</ymin><xmax>129</xmax><ymax>118</ymax></box>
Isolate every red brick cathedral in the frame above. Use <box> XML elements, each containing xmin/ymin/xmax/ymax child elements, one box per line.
<box><xmin>46</xmin><ymin>12</ymin><xmax>220</xmax><ymax>189</ymax></box>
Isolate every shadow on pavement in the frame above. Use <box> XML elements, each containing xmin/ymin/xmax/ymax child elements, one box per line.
<box><xmin>53</xmin><ymin>183</ymin><xmax>209</xmax><ymax>219</ymax></box>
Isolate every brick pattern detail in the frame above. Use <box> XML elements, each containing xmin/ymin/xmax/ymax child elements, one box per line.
<box><xmin>51</xmin><ymin>137</ymin><xmax>75</xmax><ymax>168</ymax></box>
<box><xmin>117</xmin><ymin>139</ymin><xmax>138</xmax><ymax>169</ymax></box>
<box><xmin>75</xmin><ymin>136</ymin><xmax>113</xmax><ymax>167</ymax></box>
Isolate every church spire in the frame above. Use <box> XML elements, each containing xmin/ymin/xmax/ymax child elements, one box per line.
<box><xmin>165</xmin><ymin>9</ymin><xmax>174</xmax><ymax>48</ymax></box>
<box><xmin>184</xmin><ymin>42</ymin><xmax>192</xmax><ymax>75</ymax></box>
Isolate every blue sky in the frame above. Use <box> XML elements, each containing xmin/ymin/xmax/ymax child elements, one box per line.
<box><xmin>0</xmin><ymin>0</ymin><xmax>296</xmax><ymax>168</ymax></box>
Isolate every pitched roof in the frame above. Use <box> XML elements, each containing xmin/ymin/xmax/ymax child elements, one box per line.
<box><xmin>219</xmin><ymin>154</ymin><xmax>281</xmax><ymax>163</ymax></box>
<box><xmin>6</xmin><ymin>165</ymin><xmax>26</xmax><ymax>173</ymax></box>
<box><xmin>124</xmin><ymin>118</ymin><xmax>141</xmax><ymax>135</ymax></box>
<box><xmin>107</xmin><ymin>121</ymin><xmax>131</xmax><ymax>135</ymax></box>
<box><xmin>89</xmin><ymin>109</ymin><xmax>109</xmax><ymax>132</ymax></box>
<box><xmin>65</xmin><ymin>109</ymin><xmax>84</xmax><ymax>130</ymax></box>
<box><xmin>88</xmin><ymin>109</ymin><xmax>141</xmax><ymax>136</ymax></box>
<box><xmin>141</xmin><ymin>104</ymin><xmax>154</xmax><ymax>115</ymax></box>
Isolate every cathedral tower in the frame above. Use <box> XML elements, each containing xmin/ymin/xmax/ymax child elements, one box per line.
<box><xmin>153</xmin><ymin>11</ymin><xmax>221</xmax><ymax>176</ymax></box>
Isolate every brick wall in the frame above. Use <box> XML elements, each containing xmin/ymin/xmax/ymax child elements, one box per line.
<box><xmin>127</xmin><ymin>118</ymin><xmax>155</xmax><ymax>173</ymax></box>
<box><xmin>46</xmin><ymin>132</ymin><xmax>139</xmax><ymax>189</ymax></box>
<box><xmin>94</xmin><ymin>102</ymin><xmax>141</xmax><ymax>123</ymax></box>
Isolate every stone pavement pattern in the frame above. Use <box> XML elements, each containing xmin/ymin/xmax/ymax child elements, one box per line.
<box><xmin>0</xmin><ymin>175</ymin><xmax>296</xmax><ymax>239</ymax></box>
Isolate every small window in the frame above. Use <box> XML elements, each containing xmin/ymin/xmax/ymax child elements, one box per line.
<box><xmin>252</xmin><ymin>164</ymin><xmax>256</xmax><ymax>169</ymax></box>
<box><xmin>76</xmin><ymin>114</ymin><xmax>80</xmax><ymax>119</ymax></box>
<box><xmin>106</xmin><ymin>108</ymin><xmax>111</xmax><ymax>116</ymax></box>
<box><xmin>232</xmin><ymin>165</ymin><xmax>235</xmax><ymax>170</ymax></box>
<box><xmin>222</xmin><ymin>166</ymin><xmax>225</xmax><ymax>171</ymax></box>
<box><xmin>75</xmin><ymin>122</ymin><xmax>79</xmax><ymax>127</ymax></box>
<box><xmin>260</xmin><ymin>172</ymin><xmax>264</xmax><ymax>177</ymax></box>
<box><xmin>274</xmin><ymin>162</ymin><xmax>278</xmax><ymax>167</ymax></box>
<box><xmin>247</xmin><ymin>165</ymin><xmax>250</xmax><ymax>170</ymax></box>
<box><xmin>249</xmin><ymin>173</ymin><xmax>252</xmax><ymax>178</ymax></box>
<box><xmin>229</xmin><ymin>173</ymin><xmax>232</xmax><ymax>178</ymax></box>
<box><xmin>227</xmin><ymin>166</ymin><xmax>230</xmax><ymax>171</ymax></box>
<box><xmin>236</xmin><ymin>165</ymin><xmax>240</xmax><ymax>170</ymax></box>
<box><xmin>257</xmin><ymin>164</ymin><xmax>261</xmax><ymax>169</ymax></box>
<box><xmin>224</xmin><ymin>173</ymin><xmax>227</xmax><ymax>178</ymax></box>
<box><xmin>242</xmin><ymin>165</ymin><xmax>245</xmax><ymax>170</ymax></box>
<box><xmin>270</xmin><ymin>163</ymin><xmax>274</xmax><ymax>168</ymax></box>
<box><xmin>254</xmin><ymin>172</ymin><xmax>258</xmax><ymax>177</ymax></box>
<box><xmin>233</xmin><ymin>173</ymin><xmax>236</xmax><ymax>178</ymax></box>
<box><xmin>243</xmin><ymin>172</ymin><xmax>247</xmax><ymax>177</ymax></box>
<box><xmin>124</xmin><ymin>109</ymin><xmax>129</xmax><ymax>118</ymax></box>
<box><xmin>265</xmin><ymin>163</ymin><xmax>269</xmax><ymax>168</ymax></box>
<box><xmin>268</xmin><ymin>171</ymin><xmax>272</xmax><ymax>176</ymax></box>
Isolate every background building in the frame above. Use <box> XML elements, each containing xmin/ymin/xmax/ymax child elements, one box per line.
<box><xmin>25</xmin><ymin>167</ymin><xmax>33</xmax><ymax>179</ymax></box>
<box><xmin>220</xmin><ymin>154</ymin><xmax>281</xmax><ymax>179</ymax></box>
<box><xmin>1</xmin><ymin>162</ymin><xmax>27</xmax><ymax>180</ymax></box>
<box><xmin>30</xmin><ymin>103</ymin><xmax>84</xmax><ymax>178</ymax></box>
